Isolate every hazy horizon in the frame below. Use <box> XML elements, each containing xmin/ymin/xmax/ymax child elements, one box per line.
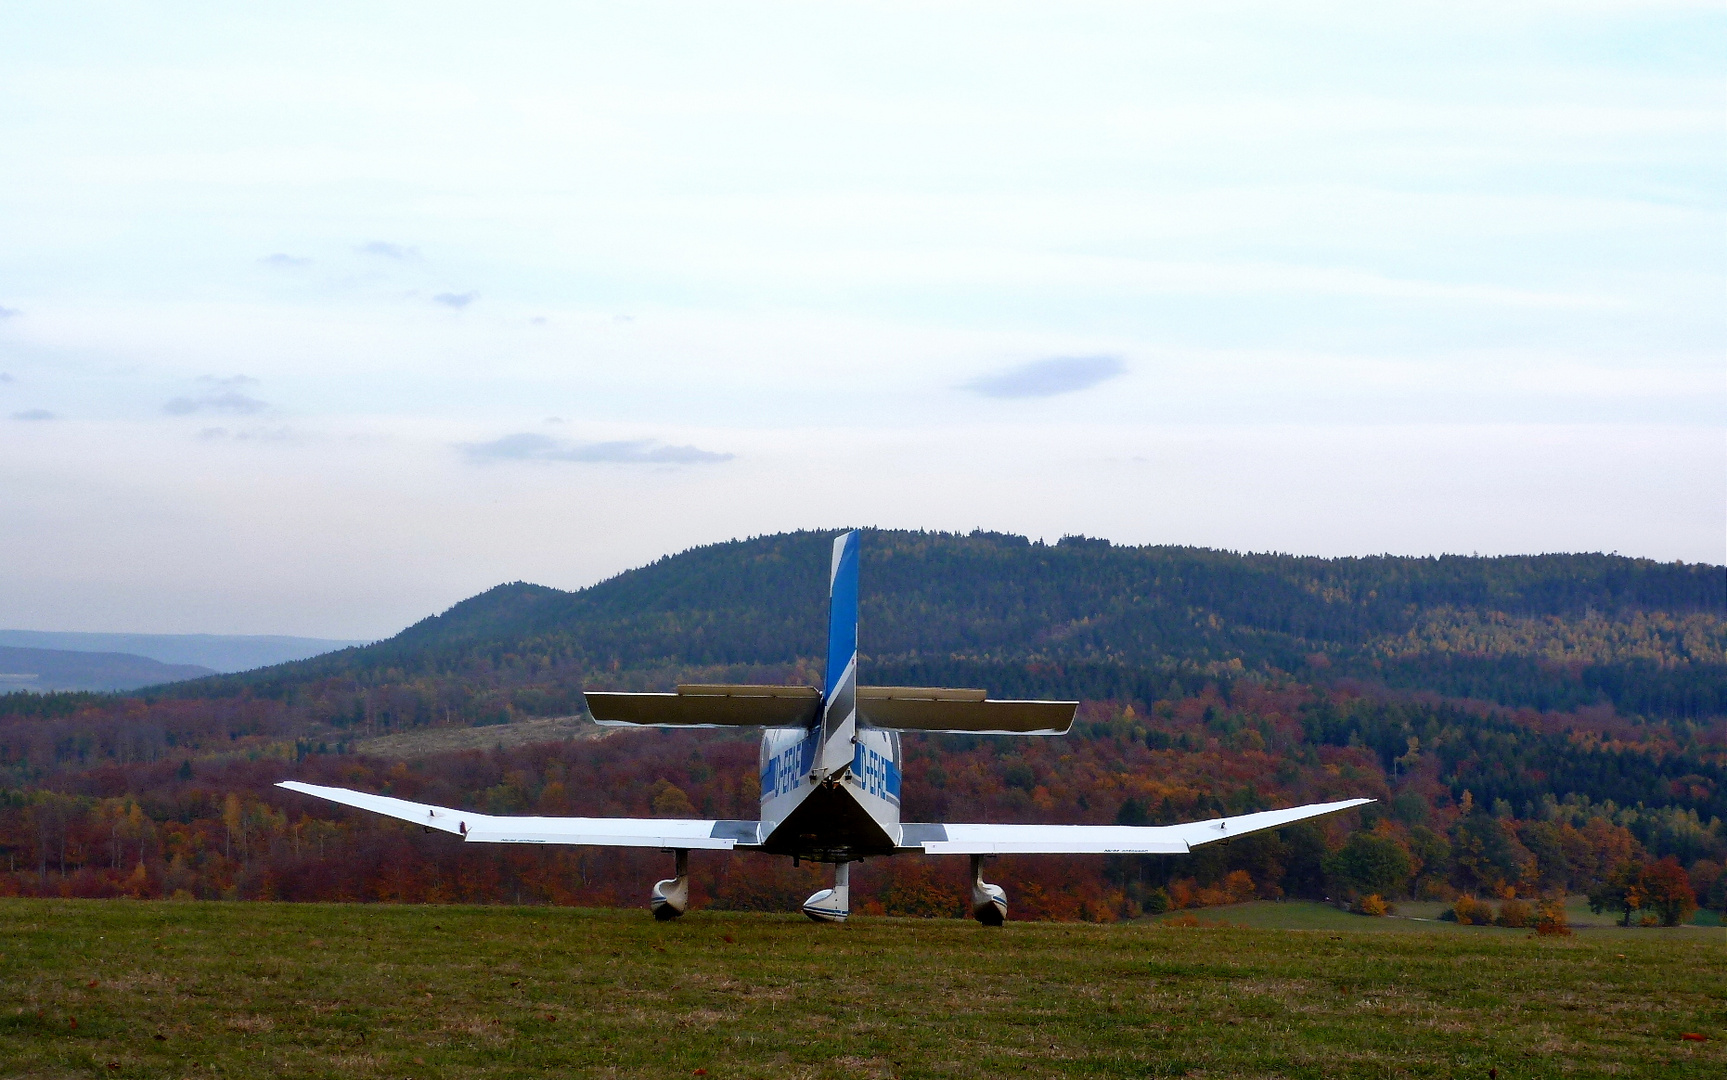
<box><xmin>2</xmin><ymin>2</ymin><xmax>1721</xmax><ymax>639</ymax></box>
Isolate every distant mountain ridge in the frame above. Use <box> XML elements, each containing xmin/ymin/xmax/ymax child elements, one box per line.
<box><xmin>0</xmin><ymin>630</ymin><xmax>367</xmax><ymax>673</ymax></box>
<box><xmin>176</xmin><ymin>529</ymin><xmax>1727</xmax><ymax>721</ymax></box>
<box><xmin>0</xmin><ymin>646</ymin><xmax>215</xmax><ymax>693</ymax></box>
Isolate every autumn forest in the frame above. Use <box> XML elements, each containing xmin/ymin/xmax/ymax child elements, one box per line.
<box><xmin>2</xmin><ymin>529</ymin><xmax>1723</xmax><ymax>924</ymax></box>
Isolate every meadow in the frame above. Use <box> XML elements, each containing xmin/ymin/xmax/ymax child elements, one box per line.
<box><xmin>1</xmin><ymin>899</ymin><xmax>1720</xmax><ymax>1079</ymax></box>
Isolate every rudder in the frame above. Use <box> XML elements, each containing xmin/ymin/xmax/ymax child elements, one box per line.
<box><xmin>819</xmin><ymin>531</ymin><xmax>860</xmax><ymax>774</ymax></box>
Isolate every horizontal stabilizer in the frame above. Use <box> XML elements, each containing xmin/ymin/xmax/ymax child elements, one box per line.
<box><xmin>585</xmin><ymin>684</ymin><xmax>1076</xmax><ymax>734</ymax></box>
<box><xmin>857</xmin><ymin>687</ymin><xmax>1076</xmax><ymax>735</ymax></box>
<box><xmin>277</xmin><ymin>781</ymin><xmax>758</xmax><ymax>849</ymax></box>
<box><xmin>585</xmin><ymin>684</ymin><xmax>821</xmax><ymax>728</ymax></box>
<box><xmin>910</xmin><ymin>798</ymin><xmax>1372</xmax><ymax>854</ymax></box>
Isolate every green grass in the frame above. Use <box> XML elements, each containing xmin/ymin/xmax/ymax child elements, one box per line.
<box><xmin>1151</xmin><ymin>898</ymin><xmax>1727</xmax><ymax>934</ymax></box>
<box><xmin>1</xmin><ymin>899</ymin><xmax>1721</xmax><ymax>1079</ymax></box>
<box><xmin>1154</xmin><ymin>901</ymin><xmax>1474</xmax><ymax>932</ymax></box>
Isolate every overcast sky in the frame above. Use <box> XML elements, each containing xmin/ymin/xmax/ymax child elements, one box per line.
<box><xmin>0</xmin><ymin>2</ymin><xmax>1721</xmax><ymax>638</ymax></box>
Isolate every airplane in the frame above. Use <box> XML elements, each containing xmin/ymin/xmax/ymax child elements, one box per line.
<box><xmin>280</xmin><ymin>531</ymin><xmax>1369</xmax><ymax>925</ymax></box>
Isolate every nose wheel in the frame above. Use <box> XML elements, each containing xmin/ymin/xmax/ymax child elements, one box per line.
<box><xmin>803</xmin><ymin>861</ymin><xmax>851</xmax><ymax>923</ymax></box>
<box><xmin>971</xmin><ymin>854</ymin><xmax>1007</xmax><ymax>926</ymax></box>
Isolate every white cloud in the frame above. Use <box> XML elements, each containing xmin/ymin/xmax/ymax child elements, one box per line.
<box><xmin>358</xmin><ymin>241</ymin><xmax>419</xmax><ymax>260</ymax></box>
<box><xmin>963</xmin><ymin>356</ymin><xmax>1126</xmax><ymax>399</ymax></box>
<box><xmin>164</xmin><ymin>390</ymin><xmax>268</xmax><ymax>416</ymax></box>
<box><xmin>462</xmin><ymin>432</ymin><xmax>732</xmax><ymax>465</ymax></box>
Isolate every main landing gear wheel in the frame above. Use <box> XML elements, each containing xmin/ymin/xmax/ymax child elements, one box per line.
<box><xmin>971</xmin><ymin>854</ymin><xmax>1007</xmax><ymax>926</ymax></box>
<box><xmin>651</xmin><ymin>849</ymin><xmax>689</xmax><ymax>920</ymax></box>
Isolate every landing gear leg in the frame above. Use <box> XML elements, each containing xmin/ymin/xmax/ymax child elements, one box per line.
<box><xmin>651</xmin><ymin>849</ymin><xmax>689</xmax><ymax>920</ymax></box>
<box><xmin>802</xmin><ymin>861</ymin><xmax>851</xmax><ymax>923</ymax></box>
<box><xmin>970</xmin><ymin>854</ymin><xmax>1007</xmax><ymax>926</ymax></box>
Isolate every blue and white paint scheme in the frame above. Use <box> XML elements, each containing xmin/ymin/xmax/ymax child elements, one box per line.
<box><xmin>280</xmin><ymin>530</ymin><xmax>1371</xmax><ymax>925</ymax></box>
<box><xmin>820</xmin><ymin>530</ymin><xmax>861</xmax><ymax>778</ymax></box>
<box><xmin>756</xmin><ymin>532</ymin><xmax>904</xmax><ymax>872</ymax></box>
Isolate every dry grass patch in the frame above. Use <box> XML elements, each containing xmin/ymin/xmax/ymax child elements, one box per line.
<box><xmin>440</xmin><ymin>1016</ymin><xmax>511</xmax><ymax>1046</ymax></box>
<box><xmin>323</xmin><ymin>1051</ymin><xmax>384</xmax><ymax>1070</ymax></box>
<box><xmin>827</xmin><ymin>1055</ymin><xmax>895</xmax><ymax>1077</ymax></box>
<box><xmin>352</xmin><ymin>715</ymin><xmax>607</xmax><ymax>758</ymax></box>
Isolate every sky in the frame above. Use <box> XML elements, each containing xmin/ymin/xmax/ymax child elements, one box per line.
<box><xmin>0</xmin><ymin>1</ymin><xmax>1722</xmax><ymax>638</ymax></box>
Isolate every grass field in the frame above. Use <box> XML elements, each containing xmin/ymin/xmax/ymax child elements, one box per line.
<box><xmin>1153</xmin><ymin>899</ymin><xmax>1724</xmax><ymax>933</ymax></box>
<box><xmin>1</xmin><ymin>899</ymin><xmax>1721</xmax><ymax>1079</ymax></box>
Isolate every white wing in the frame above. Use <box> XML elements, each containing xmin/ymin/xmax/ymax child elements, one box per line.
<box><xmin>276</xmin><ymin>781</ymin><xmax>757</xmax><ymax>850</ymax></box>
<box><xmin>913</xmin><ymin>798</ymin><xmax>1372</xmax><ymax>854</ymax></box>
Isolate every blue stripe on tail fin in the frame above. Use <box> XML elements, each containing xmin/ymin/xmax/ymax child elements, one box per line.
<box><xmin>824</xmin><ymin>531</ymin><xmax>859</xmax><ymax>700</ymax></box>
<box><xmin>821</xmin><ymin>532</ymin><xmax>860</xmax><ymax>756</ymax></box>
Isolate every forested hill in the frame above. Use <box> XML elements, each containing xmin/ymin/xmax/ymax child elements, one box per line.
<box><xmin>178</xmin><ymin>530</ymin><xmax>1724</xmax><ymax>719</ymax></box>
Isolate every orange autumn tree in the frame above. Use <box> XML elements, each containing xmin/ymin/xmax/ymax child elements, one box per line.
<box><xmin>1590</xmin><ymin>857</ymin><xmax>1696</xmax><ymax>927</ymax></box>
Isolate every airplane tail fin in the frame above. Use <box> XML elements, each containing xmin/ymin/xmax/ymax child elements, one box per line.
<box><xmin>819</xmin><ymin>531</ymin><xmax>860</xmax><ymax>773</ymax></box>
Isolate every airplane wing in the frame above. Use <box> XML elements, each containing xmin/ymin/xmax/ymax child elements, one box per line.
<box><xmin>585</xmin><ymin>684</ymin><xmax>821</xmax><ymax>728</ymax></box>
<box><xmin>906</xmin><ymin>798</ymin><xmax>1372</xmax><ymax>854</ymax></box>
<box><xmin>276</xmin><ymin>781</ymin><xmax>760</xmax><ymax>849</ymax></box>
<box><xmin>857</xmin><ymin>687</ymin><xmax>1076</xmax><ymax>735</ymax></box>
<box><xmin>278</xmin><ymin>781</ymin><xmax>1361</xmax><ymax>855</ymax></box>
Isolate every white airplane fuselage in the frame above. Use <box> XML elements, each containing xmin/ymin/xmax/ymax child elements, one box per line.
<box><xmin>758</xmin><ymin>725</ymin><xmax>903</xmax><ymax>861</ymax></box>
